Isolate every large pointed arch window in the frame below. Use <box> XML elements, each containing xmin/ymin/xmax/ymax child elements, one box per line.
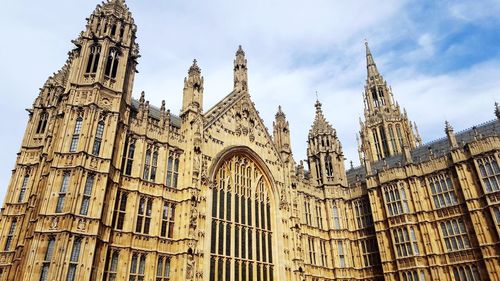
<box><xmin>210</xmin><ymin>154</ymin><xmax>274</xmax><ymax>281</ymax></box>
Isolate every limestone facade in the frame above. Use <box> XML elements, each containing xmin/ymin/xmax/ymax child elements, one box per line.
<box><xmin>0</xmin><ymin>1</ymin><xmax>499</xmax><ymax>281</ymax></box>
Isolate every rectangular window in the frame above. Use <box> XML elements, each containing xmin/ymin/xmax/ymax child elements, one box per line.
<box><xmin>476</xmin><ymin>155</ymin><xmax>500</xmax><ymax>193</ymax></box>
<box><xmin>304</xmin><ymin>200</ymin><xmax>312</xmax><ymax>225</ymax></box>
<box><xmin>4</xmin><ymin>218</ymin><xmax>17</xmax><ymax>251</ymax></box>
<box><xmin>79</xmin><ymin>174</ymin><xmax>94</xmax><ymax>215</ymax></box>
<box><xmin>308</xmin><ymin>238</ymin><xmax>316</xmax><ymax>265</ymax></box>
<box><xmin>55</xmin><ymin>173</ymin><xmax>70</xmax><ymax>213</ymax></box>
<box><xmin>18</xmin><ymin>174</ymin><xmax>29</xmax><ymax>202</ymax></box>
<box><xmin>428</xmin><ymin>173</ymin><xmax>458</xmax><ymax>209</ymax></box>
<box><xmin>452</xmin><ymin>264</ymin><xmax>481</xmax><ymax>281</ymax></box>
<box><xmin>354</xmin><ymin>199</ymin><xmax>373</xmax><ymax>229</ymax></box>
<box><xmin>360</xmin><ymin>238</ymin><xmax>380</xmax><ymax>267</ymax></box>
<box><xmin>143</xmin><ymin>146</ymin><xmax>158</xmax><ymax>182</ymax></box>
<box><xmin>332</xmin><ymin>205</ymin><xmax>341</xmax><ymax>229</ymax></box>
<box><xmin>156</xmin><ymin>255</ymin><xmax>171</xmax><ymax>281</ymax></box>
<box><xmin>440</xmin><ymin>218</ymin><xmax>470</xmax><ymax>252</ymax></box>
<box><xmin>320</xmin><ymin>240</ymin><xmax>327</xmax><ymax>267</ymax></box>
<box><xmin>161</xmin><ymin>201</ymin><xmax>176</xmax><ymax>238</ymax></box>
<box><xmin>69</xmin><ymin>117</ymin><xmax>83</xmax><ymax>152</ymax></box>
<box><xmin>121</xmin><ymin>138</ymin><xmax>135</xmax><ymax>176</ymax></box>
<box><xmin>112</xmin><ymin>191</ymin><xmax>128</xmax><ymax>230</ymax></box>
<box><xmin>92</xmin><ymin>121</ymin><xmax>105</xmax><ymax>155</ymax></box>
<box><xmin>316</xmin><ymin>203</ymin><xmax>323</xmax><ymax>229</ymax></box>
<box><xmin>103</xmin><ymin>249</ymin><xmax>119</xmax><ymax>281</ymax></box>
<box><xmin>338</xmin><ymin>241</ymin><xmax>346</xmax><ymax>268</ymax></box>
<box><xmin>66</xmin><ymin>238</ymin><xmax>82</xmax><ymax>281</ymax></box>
<box><xmin>166</xmin><ymin>154</ymin><xmax>179</xmax><ymax>188</ymax></box>
<box><xmin>129</xmin><ymin>252</ymin><xmax>146</xmax><ymax>281</ymax></box>
<box><xmin>136</xmin><ymin>197</ymin><xmax>153</xmax><ymax>234</ymax></box>
<box><xmin>40</xmin><ymin>237</ymin><xmax>56</xmax><ymax>281</ymax></box>
<box><xmin>384</xmin><ymin>183</ymin><xmax>409</xmax><ymax>217</ymax></box>
<box><xmin>392</xmin><ymin>226</ymin><xmax>419</xmax><ymax>258</ymax></box>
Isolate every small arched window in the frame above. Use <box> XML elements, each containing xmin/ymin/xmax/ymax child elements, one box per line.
<box><xmin>92</xmin><ymin>121</ymin><xmax>105</xmax><ymax>155</ymax></box>
<box><xmin>70</xmin><ymin>117</ymin><xmax>83</xmax><ymax>152</ymax></box>
<box><xmin>85</xmin><ymin>45</ymin><xmax>101</xmax><ymax>74</ymax></box>
<box><xmin>36</xmin><ymin>112</ymin><xmax>49</xmax><ymax>134</ymax></box>
<box><xmin>104</xmin><ymin>48</ymin><xmax>120</xmax><ymax>79</ymax></box>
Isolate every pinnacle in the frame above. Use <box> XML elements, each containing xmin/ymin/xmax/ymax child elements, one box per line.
<box><xmin>189</xmin><ymin>59</ymin><xmax>201</xmax><ymax>75</ymax></box>
<box><xmin>275</xmin><ymin>105</ymin><xmax>286</xmax><ymax>119</ymax></box>
<box><xmin>445</xmin><ymin>120</ymin><xmax>453</xmax><ymax>132</ymax></box>
<box><xmin>236</xmin><ymin>45</ymin><xmax>245</xmax><ymax>56</ymax></box>
<box><xmin>495</xmin><ymin>102</ymin><xmax>500</xmax><ymax>119</ymax></box>
<box><xmin>310</xmin><ymin>100</ymin><xmax>335</xmax><ymax>137</ymax></box>
<box><xmin>365</xmin><ymin>40</ymin><xmax>380</xmax><ymax>79</ymax></box>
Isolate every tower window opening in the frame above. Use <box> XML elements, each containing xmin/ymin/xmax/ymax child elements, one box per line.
<box><xmin>325</xmin><ymin>155</ymin><xmax>334</xmax><ymax>177</ymax></box>
<box><xmin>380</xmin><ymin>126</ymin><xmax>390</xmax><ymax>157</ymax></box>
<box><xmin>36</xmin><ymin>112</ymin><xmax>49</xmax><ymax>134</ymax></box>
<box><xmin>119</xmin><ymin>25</ymin><xmax>125</xmax><ymax>39</ymax></box>
<box><xmin>371</xmin><ymin>88</ymin><xmax>379</xmax><ymax>108</ymax></box>
<box><xmin>105</xmin><ymin>48</ymin><xmax>120</xmax><ymax>79</ymax></box>
<box><xmin>110</xmin><ymin>24</ymin><xmax>117</xmax><ymax>37</ymax></box>
<box><xmin>85</xmin><ymin>45</ymin><xmax>101</xmax><ymax>74</ymax></box>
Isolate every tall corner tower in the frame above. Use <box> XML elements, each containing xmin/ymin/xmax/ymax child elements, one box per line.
<box><xmin>0</xmin><ymin>1</ymin><xmax>140</xmax><ymax>280</ymax></box>
<box><xmin>359</xmin><ymin>41</ymin><xmax>421</xmax><ymax>163</ymax></box>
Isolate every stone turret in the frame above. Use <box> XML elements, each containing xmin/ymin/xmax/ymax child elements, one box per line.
<box><xmin>182</xmin><ymin>59</ymin><xmax>204</xmax><ymax>116</ymax></box>
<box><xmin>273</xmin><ymin>106</ymin><xmax>292</xmax><ymax>161</ymax></box>
<box><xmin>307</xmin><ymin>100</ymin><xmax>347</xmax><ymax>187</ymax></box>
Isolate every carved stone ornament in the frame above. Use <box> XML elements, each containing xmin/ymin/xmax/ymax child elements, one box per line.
<box><xmin>50</xmin><ymin>217</ymin><xmax>59</xmax><ymax>230</ymax></box>
<box><xmin>77</xmin><ymin>218</ymin><xmax>87</xmax><ymax>231</ymax></box>
<box><xmin>186</xmin><ymin>254</ymin><xmax>195</xmax><ymax>280</ymax></box>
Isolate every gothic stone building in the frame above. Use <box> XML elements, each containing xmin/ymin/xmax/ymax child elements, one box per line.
<box><xmin>0</xmin><ymin>1</ymin><xmax>499</xmax><ymax>281</ymax></box>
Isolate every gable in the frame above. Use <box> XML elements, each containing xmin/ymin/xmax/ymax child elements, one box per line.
<box><xmin>203</xmin><ymin>90</ymin><xmax>283</xmax><ymax>166</ymax></box>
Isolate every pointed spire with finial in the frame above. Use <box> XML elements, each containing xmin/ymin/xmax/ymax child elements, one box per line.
<box><xmin>445</xmin><ymin>120</ymin><xmax>458</xmax><ymax>148</ymax></box>
<box><xmin>309</xmin><ymin>98</ymin><xmax>335</xmax><ymax>137</ymax></box>
<box><xmin>273</xmin><ymin>105</ymin><xmax>292</xmax><ymax>155</ymax></box>
<box><xmin>365</xmin><ymin>40</ymin><xmax>380</xmax><ymax>79</ymax></box>
<box><xmin>234</xmin><ymin>45</ymin><xmax>248</xmax><ymax>91</ymax></box>
<box><xmin>182</xmin><ymin>59</ymin><xmax>204</xmax><ymax>115</ymax></box>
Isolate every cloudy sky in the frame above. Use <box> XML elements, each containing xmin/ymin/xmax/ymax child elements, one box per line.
<box><xmin>0</xmin><ymin>0</ymin><xmax>499</xmax><ymax>204</ymax></box>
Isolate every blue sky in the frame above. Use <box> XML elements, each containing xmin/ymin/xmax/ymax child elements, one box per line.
<box><xmin>0</xmin><ymin>0</ymin><xmax>499</xmax><ymax>204</ymax></box>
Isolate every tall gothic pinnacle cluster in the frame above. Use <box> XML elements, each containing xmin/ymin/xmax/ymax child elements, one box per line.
<box><xmin>359</xmin><ymin>41</ymin><xmax>421</xmax><ymax>163</ymax></box>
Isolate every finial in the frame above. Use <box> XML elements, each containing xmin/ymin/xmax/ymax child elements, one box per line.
<box><xmin>444</xmin><ymin>120</ymin><xmax>453</xmax><ymax>132</ymax></box>
<box><xmin>160</xmin><ymin>100</ymin><xmax>166</xmax><ymax>112</ymax></box>
<box><xmin>236</xmin><ymin>45</ymin><xmax>245</xmax><ymax>56</ymax></box>
<box><xmin>189</xmin><ymin>59</ymin><xmax>201</xmax><ymax>75</ymax></box>
<box><xmin>275</xmin><ymin>105</ymin><xmax>286</xmax><ymax>119</ymax></box>
<box><xmin>139</xmin><ymin>91</ymin><xmax>145</xmax><ymax>104</ymax></box>
<box><xmin>495</xmin><ymin>102</ymin><xmax>500</xmax><ymax>119</ymax></box>
<box><xmin>314</xmin><ymin>99</ymin><xmax>322</xmax><ymax>113</ymax></box>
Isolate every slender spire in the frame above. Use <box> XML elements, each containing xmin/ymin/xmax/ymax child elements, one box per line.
<box><xmin>365</xmin><ymin>40</ymin><xmax>380</xmax><ymax>79</ymax></box>
<box><xmin>234</xmin><ymin>45</ymin><xmax>248</xmax><ymax>91</ymax></box>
